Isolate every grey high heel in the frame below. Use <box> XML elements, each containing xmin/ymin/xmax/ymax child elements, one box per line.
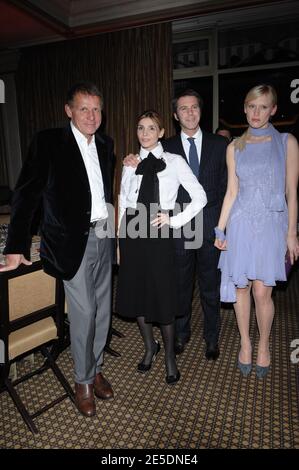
<box><xmin>256</xmin><ymin>364</ymin><xmax>270</xmax><ymax>379</ymax></box>
<box><xmin>237</xmin><ymin>359</ymin><xmax>252</xmax><ymax>377</ymax></box>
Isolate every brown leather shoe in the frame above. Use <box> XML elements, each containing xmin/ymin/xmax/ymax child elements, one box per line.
<box><xmin>74</xmin><ymin>383</ymin><xmax>96</xmax><ymax>417</ymax></box>
<box><xmin>94</xmin><ymin>372</ymin><xmax>114</xmax><ymax>400</ymax></box>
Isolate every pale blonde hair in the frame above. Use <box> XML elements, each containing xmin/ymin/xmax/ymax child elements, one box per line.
<box><xmin>234</xmin><ymin>84</ymin><xmax>277</xmax><ymax>151</ymax></box>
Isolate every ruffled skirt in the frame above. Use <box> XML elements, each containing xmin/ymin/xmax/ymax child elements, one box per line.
<box><xmin>218</xmin><ymin>201</ymin><xmax>288</xmax><ymax>303</ymax></box>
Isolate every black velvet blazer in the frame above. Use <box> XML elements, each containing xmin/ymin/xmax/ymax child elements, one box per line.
<box><xmin>163</xmin><ymin>131</ymin><xmax>227</xmax><ymax>244</ymax></box>
<box><xmin>4</xmin><ymin>125</ymin><xmax>115</xmax><ymax>280</ymax></box>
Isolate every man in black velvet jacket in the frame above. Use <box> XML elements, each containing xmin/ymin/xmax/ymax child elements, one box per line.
<box><xmin>0</xmin><ymin>82</ymin><xmax>115</xmax><ymax>417</ymax></box>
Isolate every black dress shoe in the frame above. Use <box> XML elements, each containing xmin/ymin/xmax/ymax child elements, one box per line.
<box><xmin>137</xmin><ymin>341</ymin><xmax>161</xmax><ymax>373</ymax></box>
<box><xmin>166</xmin><ymin>370</ymin><xmax>181</xmax><ymax>385</ymax></box>
<box><xmin>205</xmin><ymin>342</ymin><xmax>220</xmax><ymax>360</ymax></box>
<box><xmin>174</xmin><ymin>337</ymin><xmax>190</xmax><ymax>355</ymax></box>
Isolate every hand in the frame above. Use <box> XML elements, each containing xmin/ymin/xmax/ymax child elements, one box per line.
<box><xmin>214</xmin><ymin>239</ymin><xmax>227</xmax><ymax>250</ymax></box>
<box><xmin>123</xmin><ymin>153</ymin><xmax>139</xmax><ymax>168</ymax></box>
<box><xmin>287</xmin><ymin>234</ymin><xmax>299</xmax><ymax>264</ymax></box>
<box><xmin>0</xmin><ymin>254</ymin><xmax>32</xmax><ymax>272</ymax></box>
<box><xmin>151</xmin><ymin>213</ymin><xmax>170</xmax><ymax>228</ymax></box>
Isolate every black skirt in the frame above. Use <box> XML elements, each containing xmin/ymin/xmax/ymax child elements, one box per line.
<box><xmin>116</xmin><ymin>208</ymin><xmax>179</xmax><ymax>324</ymax></box>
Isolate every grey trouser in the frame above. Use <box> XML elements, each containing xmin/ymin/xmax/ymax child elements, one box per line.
<box><xmin>63</xmin><ymin>227</ymin><xmax>112</xmax><ymax>384</ymax></box>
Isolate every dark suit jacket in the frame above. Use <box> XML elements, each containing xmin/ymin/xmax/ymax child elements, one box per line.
<box><xmin>163</xmin><ymin>131</ymin><xmax>227</xmax><ymax>246</ymax></box>
<box><xmin>4</xmin><ymin>125</ymin><xmax>115</xmax><ymax>280</ymax></box>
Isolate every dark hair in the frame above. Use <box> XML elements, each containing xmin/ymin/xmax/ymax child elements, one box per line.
<box><xmin>172</xmin><ymin>89</ymin><xmax>203</xmax><ymax>113</ymax></box>
<box><xmin>215</xmin><ymin>125</ymin><xmax>231</xmax><ymax>134</ymax></box>
<box><xmin>66</xmin><ymin>81</ymin><xmax>103</xmax><ymax>108</ymax></box>
<box><xmin>137</xmin><ymin>109</ymin><xmax>164</xmax><ymax>130</ymax></box>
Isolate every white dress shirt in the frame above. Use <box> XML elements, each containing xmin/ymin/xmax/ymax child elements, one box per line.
<box><xmin>71</xmin><ymin>122</ymin><xmax>108</xmax><ymax>222</ymax></box>
<box><xmin>119</xmin><ymin>142</ymin><xmax>207</xmax><ymax>229</ymax></box>
<box><xmin>181</xmin><ymin>128</ymin><xmax>202</xmax><ymax>167</ymax></box>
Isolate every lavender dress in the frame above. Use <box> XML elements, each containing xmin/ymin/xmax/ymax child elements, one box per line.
<box><xmin>218</xmin><ymin>134</ymin><xmax>288</xmax><ymax>302</ymax></box>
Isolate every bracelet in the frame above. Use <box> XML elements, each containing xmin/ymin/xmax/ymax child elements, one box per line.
<box><xmin>214</xmin><ymin>227</ymin><xmax>226</xmax><ymax>242</ymax></box>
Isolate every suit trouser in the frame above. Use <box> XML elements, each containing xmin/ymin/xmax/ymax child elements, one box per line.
<box><xmin>63</xmin><ymin>228</ymin><xmax>112</xmax><ymax>384</ymax></box>
<box><xmin>174</xmin><ymin>238</ymin><xmax>221</xmax><ymax>344</ymax></box>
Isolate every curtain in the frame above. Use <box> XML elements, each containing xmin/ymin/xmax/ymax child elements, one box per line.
<box><xmin>15</xmin><ymin>23</ymin><xmax>173</xmax><ymax>200</ymax></box>
<box><xmin>0</xmin><ymin>106</ymin><xmax>9</xmax><ymax>186</ymax></box>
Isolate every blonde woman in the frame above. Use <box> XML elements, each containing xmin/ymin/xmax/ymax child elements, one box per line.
<box><xmin>214</xmin><ymin>84</ymin><xmax>299</xmax><ymax>378</ymax></box>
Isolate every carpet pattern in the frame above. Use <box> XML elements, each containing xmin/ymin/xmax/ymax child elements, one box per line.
<box><xmin>0</xmin><ymin>269</ymin><xmax>298</xmax><ymax>449</ymax></box>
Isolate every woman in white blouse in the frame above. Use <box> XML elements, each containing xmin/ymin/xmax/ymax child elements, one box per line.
<box><xmin>116</xmin><ymin>110</ymin><xmax>207</xmax><ymax>385</ymax></box>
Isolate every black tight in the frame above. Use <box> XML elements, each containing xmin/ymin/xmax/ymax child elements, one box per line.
<box><xmin>136</xmin><ymin>316</ymin><xmax>178</xmax><ymax>376</ymax></box>
<box><xmin>137</xmin><ymin>316</ymin><xmax>156</xmax><ymax>365</ymax></box>
<box><xmin>160</xmin><ymin>322</ymin><xmax>178</xmax><ymax>377</ymax></box>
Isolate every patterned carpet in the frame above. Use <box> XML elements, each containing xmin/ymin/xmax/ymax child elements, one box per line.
<box><xmin>0</xmin><ymin>268</ymin><xmax>298</xmax><ymax>449</ymax></box>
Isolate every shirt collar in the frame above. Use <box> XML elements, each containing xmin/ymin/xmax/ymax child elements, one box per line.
<box><xmin>71</xmin><ymin>121</ymin><xmax>95</xmax><ymax>146</ymax></box>
<box><xmin>181</xmin><ymin>128</ymin><xmax>202</xmax><ymax>143</ymax></box>
<box><xmin>139</xmin><ymin>141</ymin><xmax>164</xmax><ymax>160</ymax></box>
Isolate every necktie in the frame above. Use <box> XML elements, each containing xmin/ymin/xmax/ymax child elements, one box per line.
<box><xmin>187</xmin><ymin>137</ymin><xmax>199</xmax><ymax>176</ymax></box>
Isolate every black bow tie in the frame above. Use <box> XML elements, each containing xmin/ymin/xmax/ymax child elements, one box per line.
<box><xmin>135</xmin><ymin>152</ymin><xmax>166</xmax><ymax>175</ymax></box>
